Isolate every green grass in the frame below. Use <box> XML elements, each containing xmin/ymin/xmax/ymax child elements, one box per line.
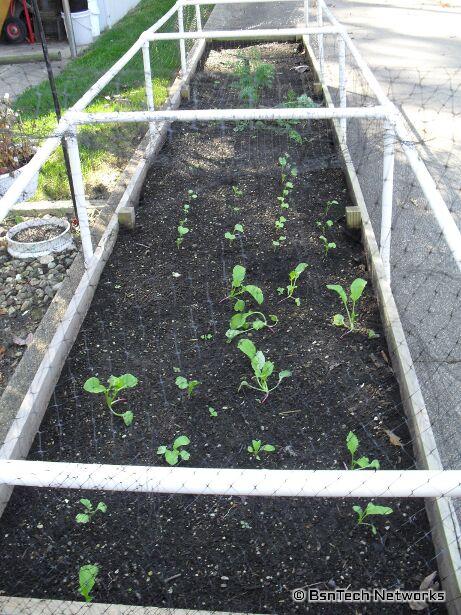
<box><xmin>14</xmin><ymin>0</ymin><xmax>205</xmax><ymax>200</ymax></box>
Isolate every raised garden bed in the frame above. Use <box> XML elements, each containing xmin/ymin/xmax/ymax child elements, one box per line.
<box><xmin>0</xmin><ymin>43</ymin><xmax>444</xmax><ymax>613</ymax></box>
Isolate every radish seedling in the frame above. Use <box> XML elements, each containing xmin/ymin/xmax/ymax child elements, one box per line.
<box><xmin>226</xmin><ymin>310</ymin><xmax>278</xmax><ymax>342</ymax></box>
<box><xmin>248</xmin><ymin>440</ymin><xmax>276</xmax><ymax>460</ymax></box>
<box><xmin>279</xmin><ymin>263</ymin><xmax>309</xmax><ymax>305</ymax></box>
<box><xmin>316</xmin><ymin>218</ymin><xmax>333</xmax><ymax>235</ymax></box>
<box><xmin>83</xmin><ymin>374</ymin><xmax>137</xmax><ymax>426</ymax></box>
<box><xmin>225</xmin><ymin>223</ymin><xmax>244</xmax><ymax>243</ymax></box>
<box><xmin>237</xmin><ymin>338</ymin><xmax>291</xmax><ymax>402</ymax></box>
<box><xmin>226</xmin><ymin>264</ymin><xmax>263</xmax><ymax>305</ymax></box>
<box><xmin>157</xmin><ymin>435</ymin><xmax>190</xmax><ymax>465</ymax></box>
<box><xmin>277</xmin><ymin>154</ymin><xmax>297</xmax><ymax>211</ymax></box>
<box><xmin>76</xmin><ymin>499</ymin><xmax>107</xmax><ymax>524</ymax></box>
<box><xmin>175</xmin><ymin>376</ymin><xmax>200</xmax><ymax>398</ymax></box>
<box><xmin>176</xmin><ymin>190</ymin><xmax>197</xmax><ymax>248</ymax></box>
<box><xmin>319</xmin><ymin>235</ymin><xmax>336</xmax><ymax>256</ymax></box>
<box><xmin>327</xmin><ymin>278</ymin><xmax>367</xmax><ymax>332</ymax></box>
<box><xmin>275</xmin><ymin>216</ymin><xmax>286</xmax><ymax>230</ymax></box>
<box><xmin>346</xmin><ymin>431</ymin><xmax>380</xmax><ymax>470</ymax></box>
<box><xmin>353</xmin><ymin>502</ymin><xmax>393</xmax><ymax>535</ymax></box>
<box><xmin>208</xmin><ymin>406</ymin><xmax>218</xmax><ymax>417</ymax></box>
<box><xmin>272</xmin><ymin>235</ymin><xmax>286</xmax><ymax>248</ymax></box>
<box><xmin>78</xmin><ymin>564</ymin><xmax>99</xmax><ymax>602</ymax></box>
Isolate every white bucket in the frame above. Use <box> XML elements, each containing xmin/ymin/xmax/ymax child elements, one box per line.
<box><xmin>7</xmin><ymin>218</ymin><xmax>74</xmax><ymax>259</ymax></box>
<box><xmin>62</xmin><ymin>9</ymin><xmax>93</xmax><ymax>46</ymax></box>
<box><xmin>87</xmin><ymin>0</ymin><xmax>101</xmax><ymax>37</ymax></box>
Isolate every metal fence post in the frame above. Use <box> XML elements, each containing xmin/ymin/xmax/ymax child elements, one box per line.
<box><xmin>317</xmin><ymin>0</ymin><xmax>325</xmax><ymax>79</ymax></box>
<box><xmin>65</xmin><ymin>128</ymin><xmax>94</xmax><ymax>267</ymax></box>
<box><xmin>177</xmin><ymin>3</ymin><xmax>187</xmax><ymax>76</ymax></box>
<box><xmin>381</xmin><ymin>120</ymin><xmax>395</xmax><ymax>281</ymax></box>
<box><xmin>142</xmin><ymin>41</ymin><xmax>155</xmax><ymax>136</ymax></box>
<box><xmin>338</xmin><ymin>35</ymin><xmax>347</xmax><ymax>142</ymax></box>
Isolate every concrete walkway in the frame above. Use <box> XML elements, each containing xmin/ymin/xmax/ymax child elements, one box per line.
<box><xmin>0</xmin><ymin>41</ymin><xmax>71</xmax><ymax>100</ymax></box>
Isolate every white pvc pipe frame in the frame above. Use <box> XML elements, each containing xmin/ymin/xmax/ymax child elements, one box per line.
<box><xmin>1</xmin><ymin>461</ymin><xmax>461</xmax><ymax>498</ymax></box>
<box><xmin>0</xmin><ymin>0</ymin><xmax>459</xmax><ymax>277</ymax></box>
<box><xmin>0</xmin><ymin>0</ymin><xmax>460</xmax><ymax>497</ymax></box>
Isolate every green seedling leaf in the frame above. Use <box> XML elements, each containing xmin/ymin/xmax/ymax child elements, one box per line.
<box><xmin>244</xmin><ymin>285</ymin><xmax>263</xmax><ymax>305</ymax></box>
<box><xmin>122</xmin><ymin>411</ymin><xmax>134</xmax><ymax>427</ymax></box>
<box><xmin>117</xmin><ymin>374</ymin><xmax>138</xmax><ymax>389</ymax></box>
<box><xmin>232</xmin><ymin>265</ymin><xmax>246</xmax><ymax>287</ymax></box>
<box><xmin>238</xmin><ymin>338</ymin><xmax>257</xmax><ymax>359</ymax></box>
<box><xmin>208</xmin><ymin>406</ymin><xmax>218</xmax><ymax>417</ymax></box>
<box><xmin>165</xmin><ymin>450</ymin><xmax>179</xmax><ymax>466</ymax></box>
<box><xmin>175</xmin><ymin>376</ymin><xmax>188</xmax><ymax>390</ymax></box>
<box><xmin>346</xmin><ymin>431</ymin><xmax>359</xmax><ymax>456</ymax></box>
<box><xmin>76</xmin><ymin>513</ymin><xmax>90</xmax><ymax>524</ymax></box>
<box><xmin>294</xmin><ymin>263</ymin><xmax>308</xmax><ymax>275</ymax></box>
<box><xmin>365</xmin><ymin>503</ymin><xmax>393</xmax><ymax>517</ymax></box>
<box><xmin>157</xmin><ymin>446</ymin><xmax>167</xmax><ymax>454</ymax></box>
<box><xmin>234</xmin><ymin>299</ymin><xmax>245</xmax><ymax>312</ymax></box>
<box><xmin>350</xmin><ymin>278</ymin><xmax>367</xmax><ymax>302</ymax></box>
<box><xmin>278</xmin><ymin>370</ymin><xmax>292</xmax><ymax>381</ymax></box>
<box><xmin>79</xmin><ymin>564</ymin><xmax>99</xmax><ymax>603</ymax></box>
<box><xmin>174</xmin><ymin>435</ymin><xmax>190</xmax><ymax>449</ymax></box>
<box><xmin>83</xmin><ymin>377</ymin><xmax>105</xmax><ymax>394</ymax></box>
<box><xmin>333</xmin><ymin>314</ymin><xmax>345</xmax><ymax>327</ymax></box>
<box><xmin>96</xmin><ymin>502</ymin><xmax>107</xmax><ymax>513</ymax></box>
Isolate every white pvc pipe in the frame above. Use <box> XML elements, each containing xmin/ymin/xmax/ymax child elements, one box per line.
<box><xmin>304</xmin><ymin>0</ymin><xmax>309</xmax><ymax>45</ymax></box>
<box><xmin>142</xmin><ymin>41</ymin><xmax>156</xmax><ymax>138</ymax></box>
<box><xmin>183</xmin><ymin>0</ymin><xmax>304</xmax><ymax>3</ymax></box>
<box><xmin>338</xmin><ymin>35</ymin><xmax>347</xmax><ymax>141</ymax></box>
<box><xmin>147</xmin><ymin>26</ymin><xmax>342</xmax><ymax>41</ymax></box>
<box><xmin>0</xmin><ymin>124</ymin><xmax>68</xmax><ymax>223</ymax></box>
<box><xmin>195</xmin><ymin>3</ymin><xmax>202</xmax><ymax>30</ymax></box>
<box><xmin>65</xmin><ymin>130</ymin><xmax>94</xmax><ymax>267</ymax></box>
<box><xmin>317</xmin><ymin>1</ymin><xmax>325</xmax><ymax>79</ymax></box>
<box><xmin>393</xmin><ymin>117</ymin><xmax>461</xmax><ymax>274</ymax></box>
<box><xmin>75</xmin><ymin>2</ymin><xmax>181</xmax><ymax>113</ymax></box>
<box><xmin>177</xmin><ymin>4</ymin><xmax>187</xmax><ymax>76</ymax></box>
<box><xmin>68</xmin><ymin>105</ymin><xmax>390</xmax><ymax>126</ymax></box>
<box><xmin>1</xmin><ymin>461</ymin><xmax>461</xmax><ymax>498</ymax></box>
<box><xmin>381</xmin><ymin>121</ymin><xmax>395</xmax><ymax>281</ymax></box>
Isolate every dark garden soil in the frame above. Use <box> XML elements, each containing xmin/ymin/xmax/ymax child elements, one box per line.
<box><xmin>0</xmin><ymin>43</ymin><xmax>445</xmax><ymax>614</ymax></box>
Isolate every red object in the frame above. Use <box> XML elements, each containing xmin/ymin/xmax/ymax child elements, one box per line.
<box><xmin>7</xmin><ymin>0</ymin><xmax>35</xmax><ymax>44</ymax></box>
<box><xmin>21</xmin><ymin>0</ymin><xmax>35</xmax><ymax>44</ymax></box>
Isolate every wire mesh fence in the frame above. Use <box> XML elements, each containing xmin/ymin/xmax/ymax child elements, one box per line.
<box><xmin>0</xmin><ymin>1</ymin><xmax>460</xmax><ymax>613</ymax></box>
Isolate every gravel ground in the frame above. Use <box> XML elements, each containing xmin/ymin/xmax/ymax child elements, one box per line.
<box><xmin>0</xmin><ymin>216</ymin><xmax>79</xmax><ymax>395</ymax></box>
